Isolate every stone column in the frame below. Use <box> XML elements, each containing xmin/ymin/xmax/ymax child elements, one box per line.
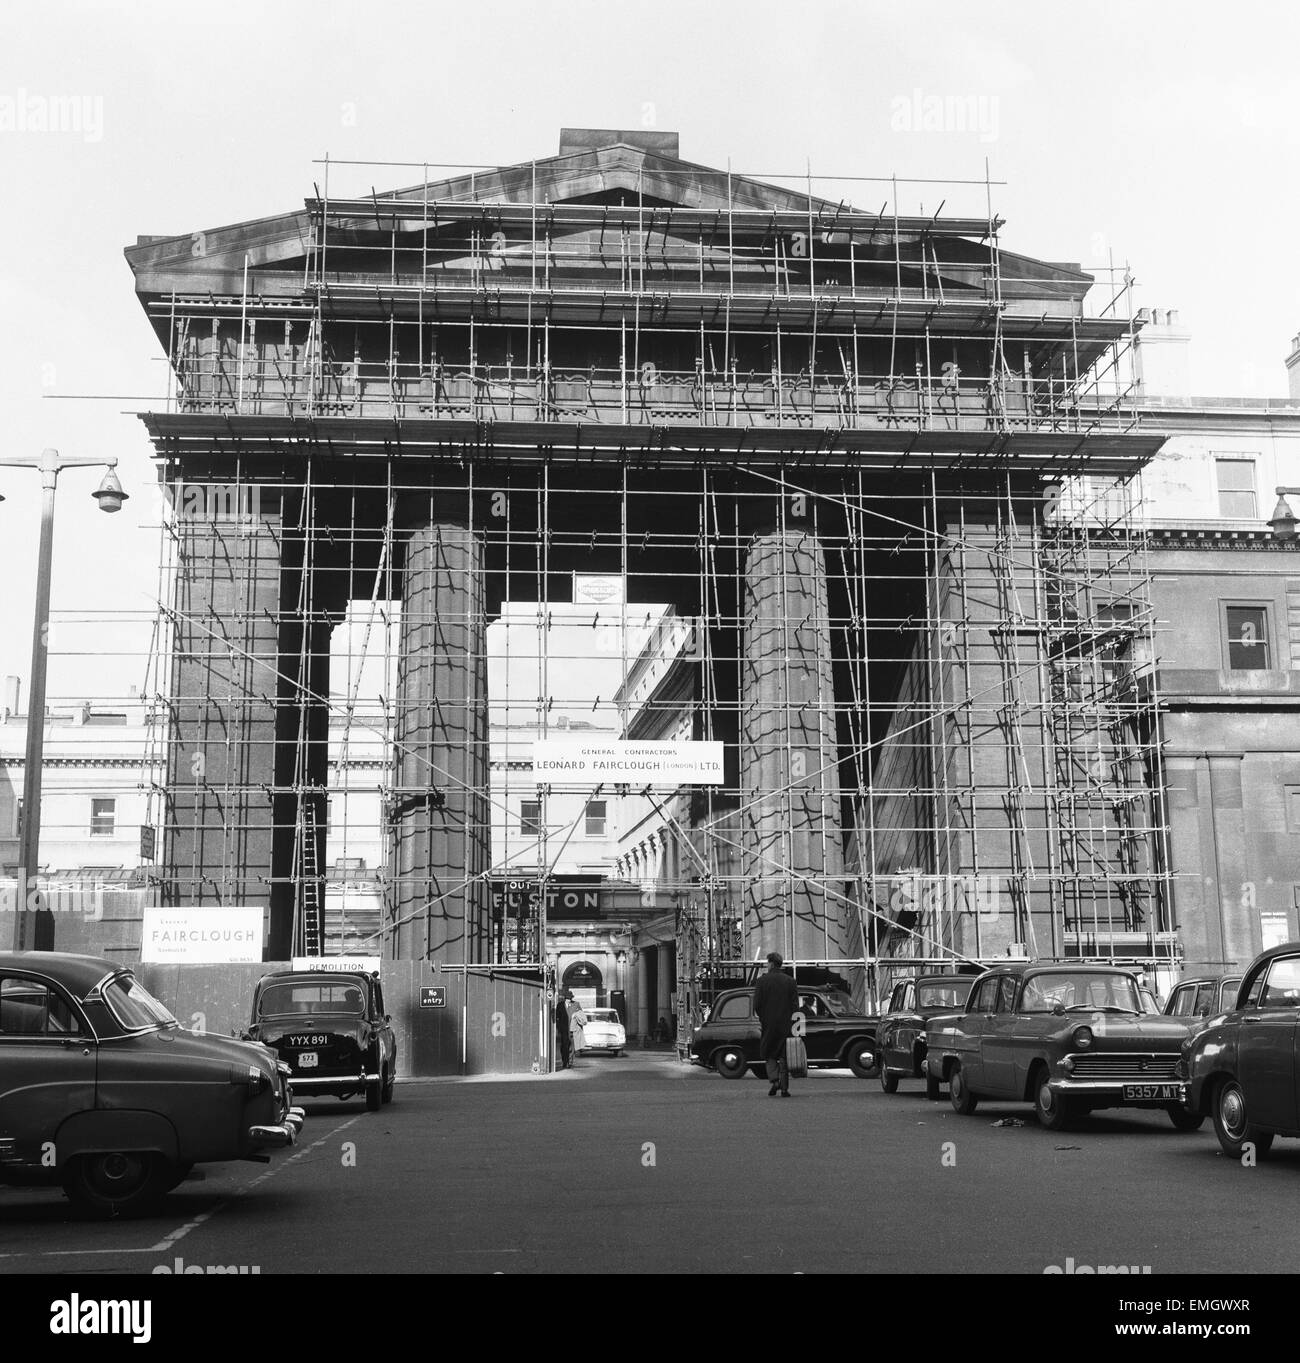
<box><xmin>740</xmin><ymin>528</ymin><xmax>846</xmax><ymax>961</ymax></box>
<box><xmin>164</xmin><ymin>491</ymin><xmax>282</xmax><ymax>933</ymax></box>
<box><xmin>388</xmin><ymin>523</ymin><xmax>489</xmax><ymax>963</ymax></box>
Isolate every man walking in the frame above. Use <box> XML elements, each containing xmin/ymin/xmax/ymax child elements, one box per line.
<box><xmin>554</xmin><ymin>988</ymin><xmax>573</xmax><ymax>1070</ymax></box>
<box><xmin>753</xmin><ymin>951</ymin><xmax>799</xmax><ymax>1097</ymax></box>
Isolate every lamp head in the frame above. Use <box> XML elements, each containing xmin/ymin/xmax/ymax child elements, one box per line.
<box><xmin>91</xmin><ymin>463</ymin><xmax>128</xmax><ymax>514</ymax></box>
<box><xmin>1268</xmin><ymin>492</ymin><xmax>1299</xmax><ymax>542</ymax></box>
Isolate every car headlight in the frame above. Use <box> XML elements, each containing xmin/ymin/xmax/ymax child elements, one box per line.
<box><xmin>1072</xmin><ymin>1026</ymin><xmax>1094</xmax><ymax>1051</ymax></box>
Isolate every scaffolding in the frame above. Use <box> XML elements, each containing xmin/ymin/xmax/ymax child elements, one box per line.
<box><xmin>118</xmin><ymin>139</ymin><xmax>1174</xmax><ymax>1050</ymax></box>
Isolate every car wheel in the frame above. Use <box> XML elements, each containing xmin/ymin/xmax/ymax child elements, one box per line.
<box><xmin>1166</xmin><ymin>1104</ymin><xmax>1203</xmax><ymax>1132</ymax></box>
<box><xmin>162</xmin><ymin>1162</ymin><xmax>195</xmax><ymax>1192</ymax></box>
<box><xmin>714</xmin><ymin>1047</ymin><xmax>748</xmax><ymax>1079</ymax></box>
<box><xmin>847</xmin><ymin>1042</ymin><xmax>878</xmax><ymax>1080</ymax></box>
<box><xmin>365</xmin><ymin>1076</ymin><xmax>383</xmax><ymax>1111</ymax></box>
<box><xmin>1032</xmin><ymin>1067</ymin><xmax>1072</xmax><ymax>1131</ymax></box>
<box><xmin>62</xmin><ymin>1152</ymin><xmax>171</xmax><ymax>1218</ymax></box>
<box><xmin>925</xmin><ymin>1069</ymin><xmax>942</xmax><ymax>1101</ymax></box>
<box><xmin>382</xmin><ymin>1065</ymin><xmax>395</xmax><ymax>1105</ymax></box>
<box><xmin>879</xmin><ymin>1064</ymin><xmax>899</xmax><ymax>1093</ymax></box>
<box><xmin>1213</xmin><ymin>1077</ymin><xmax>1274</xmax><ymax>1158</ymax></box>
<box><xmin>949</xmin><ymin>1063</ymin><xmax>978</xmax><ymax>1114</ymax></box>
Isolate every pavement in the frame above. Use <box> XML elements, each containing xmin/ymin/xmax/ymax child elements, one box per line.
<box><xmin>0</xmin><ymin>1048</ymin><xmax>1293</xmax><ymax>1275</ymax></box>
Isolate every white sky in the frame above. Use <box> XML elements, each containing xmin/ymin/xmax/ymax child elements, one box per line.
<box><xmin>1</xmin><ymin>0</ymin><xmax>1297</xmax><ymax>701</ymax></box>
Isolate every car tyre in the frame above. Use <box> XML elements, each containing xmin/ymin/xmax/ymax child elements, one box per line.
<box><xmin>949</xmin><ymin>1063</ymin><xmax>978</xmax><ymax>1114</ymax></box>
<box><xmin>1166</xmin><ymin>1103</ymin><xmax>1203</xmax><ymax>1132</ymax></box>
<box><xmin>62</xmin><ymin>1152</ymin><xmax>171</xmax><ymax>1218</ymax></box>
<box><xmin>879</xmin><ymin>1064</ymin><xmax>899</xmax><ymax>1093</ymax></box>
<box><xmin>1213</xmin><ymin>1077</ymin><xmax>1274</xmax><ymax>1158</ymax></box>
<box><xmin>847</xmin><ymin>1042</ymin><xmax>878</xmax><ymax>1080</ymax></box>
<box><xmin>1032</xmin><ymin>1067</ymin><xmax>1072</xmax><ymax>1131</ymax></box>
<box><xmin>382</xmin><ymin>1065</ymin><xmax>395</xmax><ymax>1105</ymax></box>
<box><xmin>714</xmin><ymin>1047</ymin><xmax>748</xmax><ymax>1079</ymax></box>
<box><xmin>365</xmin><ymin>1076</ymin><xmax>383</xmax><ymax>1111</ymax></box>
<box><xmin>925</xmin><ymin>1069</ymin><xmax>942</xmax><ymax>1101</ymax></box>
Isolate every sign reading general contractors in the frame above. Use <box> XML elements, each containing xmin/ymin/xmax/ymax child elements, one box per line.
<box><xmin>532</xmin><ymin>739</ymin><xmax>724</xmax><ymax>787</ymax></box>
<box><xmin>141</xmin><ymin>906</ymin><xmax>263</xmax><ymax>964</ymax></box>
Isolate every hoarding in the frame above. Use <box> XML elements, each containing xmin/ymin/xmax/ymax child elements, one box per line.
<box><xmin>140</xmin><ymin>906</ymin><xmax>263</xmax><ymax>963</ymax></box>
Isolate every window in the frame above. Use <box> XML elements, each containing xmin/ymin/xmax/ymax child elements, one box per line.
<box><xmin>970</xmin><ymin>977</ymin><xmax>999</xmax><ymax>1013</ymax></box>
<box><xmin>519</xmin><ymin>800</ymin><xmax>541</xmax><ymax>836</ymax></box>
<box><xmin>0</xmin><ymin>977</ymin><xmax>77</xmax><ymax>1035</ymax></box>
<box><xmin>1259</xmin><ymin>956</ymin><xmax>1300</xmax><ymax>1008</ymax></box>
<box><xmin>996</xmin><ymin>976</ymin><xmax>1018</xmax><ymax>1013</ymax></box>
<box><xmin>1287</xmin><ymin>788</ymin><xmax>1300</xmax><ymax>833</ymax></box>
<box><xmin>1224</xmin><ymin>605</ymin><xmax>1270</xmax><ymax>670</ymax></box>
<box><xmin>584</xmin><ymin>800</ymin><xmax>607</xmax><ymax>837</ymax></box>
<box><xmin>1168</xmin><ymin>985</ymin><xmax>1196</xmax><ymax>1017</ymax></box>
<box><xmin>1261</xmin><ymin>912</ymin><xmax>1290</xmax><ymax>951</ymax></box>
<box><xmin>1215</xmin><ymin>457</ymin><xmax>1258</xmax><ymax>518</ymax></box>
<box><xmin>716</xmin><ymin>995</ymin><xmax>751</xmax><ymax>1020</ymax></box>
<box><xmin>90</xmin><ymin>797</ymin><xmax>116</xmax><ymax>837</ymax></box>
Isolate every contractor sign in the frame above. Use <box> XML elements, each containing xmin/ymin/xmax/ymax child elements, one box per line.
<box><xmin>532</xmin><ymin>739</ymin><xmax>724</xmax><ymax>787</ymax></box>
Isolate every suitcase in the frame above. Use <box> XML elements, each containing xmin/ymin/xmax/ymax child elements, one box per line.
<box><xmin>785</xmin><ymin>1035</ymin><xmax>809</xmax><ymax>1078</ymax></box>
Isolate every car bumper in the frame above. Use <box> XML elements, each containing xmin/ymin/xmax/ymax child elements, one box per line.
<box><xmin>288</xmin><ymin>1071</ymin><xmax>380</xmax><ymax>1089</ymax></box>
<box><xmin>248</xmin><ymin>1105</ymin><xmax>306</xmax><ymax>1149</ymax></box>
<box><xmin>1048</xmin><ymin>1078</ymin><xmax>1188</xmax><ymax>1104</ymax></box>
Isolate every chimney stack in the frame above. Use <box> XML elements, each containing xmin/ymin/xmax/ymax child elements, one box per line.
<box><xmin>1134</xmin><ymin>306</ymin><xmax>1191</xmax><ymax>398</ymax></box>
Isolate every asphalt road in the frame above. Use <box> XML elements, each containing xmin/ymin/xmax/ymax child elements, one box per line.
<box><xmin>0</xmin><ymin>1050</ymin><xmax>1293</xmax><ymax>1275</ymax></box>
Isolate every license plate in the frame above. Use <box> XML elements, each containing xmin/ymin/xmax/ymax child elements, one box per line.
<box><xmin>298</xmin><ymin>1052</ymin><xmax>319</xmax><ymax>1069</ymax></box>
<box><xmin>1121</xmin><ymin>1082</ymin><xmax>1181</xmax><ymax>1102</ymax></box>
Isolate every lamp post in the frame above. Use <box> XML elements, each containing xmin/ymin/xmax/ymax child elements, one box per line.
<box><xmin>1266</xmin><ymin>488</ymin><xmax>1300</xmax><ymax>542</ymax></box>
<box><xmin>1</xmin><ymin>449</ymin><xmax>128</xmax><ymax>951</ymax></box>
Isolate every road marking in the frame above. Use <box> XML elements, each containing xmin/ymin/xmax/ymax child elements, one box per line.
<box><xmin>0</xmin><ymin>1115</ymin><xmax>361</xmax><ymax>1262</ymax></box>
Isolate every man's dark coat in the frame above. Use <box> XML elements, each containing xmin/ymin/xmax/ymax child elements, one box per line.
<box><xmin>753</xmin><ymin>968</ymin><xmax>799</xmax><ymax>1060</ymax></box>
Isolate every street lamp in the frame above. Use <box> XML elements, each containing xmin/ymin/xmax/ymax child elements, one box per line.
<box><xmin>1267</xmin><ymin>488</ymin><xmax>1300</xmax><ymax>542</ymax></box>
<box><xmin>1</xmin><ymin>448</ymin><xmax>129</xmax><ymax>951</ymax></box>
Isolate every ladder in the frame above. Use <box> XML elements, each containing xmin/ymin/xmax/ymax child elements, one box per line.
<box><xmin>299</xmin><ymin>800</ymin><xmax>323</xmax><ymax>957</ymax></box>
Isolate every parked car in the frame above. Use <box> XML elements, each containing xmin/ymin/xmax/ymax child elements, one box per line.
<box><xmin>877</xmin><ymin>973</ymin><xmax>975</xmax><ymax>1096</ymax></box>
<box><xmin>1180</xmin><ymin>943</ymin><xmax>1300</xmax><ymax>1157</ymax></box>
<box><xmin>689</xmin><ymin>984</ymin><xmax>879</xmax><ymax>1079</ymax></box>
<box><xmin>577</xmin><ymin>1007</ymin><xmax>626</xmax><ymax>1056</ymax></box>
<box><xmin>924</xmin><ymin>962</ymin><xmax>1203</xmax><ymax>1131</ymax></box>
<box><xmin>246</xmin><ymin>970</ymin><xmax>397</xmax><ymax>1111</ymax></box>
<box><xmin>1164</xmin><ymin>974</ymin><xmax>1242</xmax><ymax>1022</ymax></box>
<box><xmin>0</xmin><ymin>952</ymin><xmax>303</xmax><ymax>1216</ymax></box>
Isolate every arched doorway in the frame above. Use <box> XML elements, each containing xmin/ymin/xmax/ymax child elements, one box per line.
<box><xmin>562</xmin><ymin>959</ymin><xmax>603</xmax><ymax>1009</ymax></box>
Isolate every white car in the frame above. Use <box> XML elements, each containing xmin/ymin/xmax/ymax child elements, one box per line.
<box><xmin>578</xmin><ymin>1008</ymin><xmax>626</xmax><ymax>1056</ymax></box>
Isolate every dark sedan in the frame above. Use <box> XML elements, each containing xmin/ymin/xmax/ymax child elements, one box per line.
<box><xmin>1181</xmin><ymin>942</ymin><xmax>1300</xmax><ymax>1157</ymax></box>
<box><xmin>925</xmin><ymin>963</ymin><xmax>1203</xmax><ymax>1131</ymax></box>
<box><xmin>247</xmin><ymin>970</ymin><xmax>397</xmax><ymax>1111</ymax></box>
<box><xmin>877</xmin><ymin>973</ymin><xmax>974</xmax><ymax>1096</ymax></box>
<box><xmin>690</xmin><ymin>985</ymin><xmax>879</xmax><ymax>1079</ymax></box>
<box><xmin>0</xmin><ymin>952</ymin><xmax>302</xmax><ymax>1216</ymax></box>
<box><xmin>1164</xmin><ymin>973</ymin><xmax>1242</xmax><ymax>1022</ymax></box>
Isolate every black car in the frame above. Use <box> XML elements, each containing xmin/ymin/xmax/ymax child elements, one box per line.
<box><xmin>689</xmin><ymin>984</ymin><xmax>879</xmax><ymax>1080</ymax></box>
<box><xmin>877</xmin><ymin>973</ymin><xmax>975</xmax><ymax>1096</ymax></box>
<box><xmin>1181</xmin><ymin>942</ymin><xmax>1300</xmax><ymax>1157</ymax></box>
<box><xmin>1164</xmin><ymin>973</ymin><xmax>1242</xmax><ymax>1022</ymax></box>
<box><xmin>247</xmin><ymin>970</ymin><xmax>397</xmax><ymax>1111</ymax></box>
<box><xmin>0</xmin><ymin>952</ymin><xmax>302</xmax><ymax>1216</ymax></box>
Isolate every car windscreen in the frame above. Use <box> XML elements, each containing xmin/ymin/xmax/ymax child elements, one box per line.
<box><xmin>585</xmin><ymin>1010</ymin><xmax>619</xmax><ymax>1023</ymax></box>
<box><xmin>819</xmin><ymin>990</ymin><xmax>859</xmax><ymax>1017</ymax></box>
<box><xmin>1019</xmin><ymin>972</ymin><xmax>1141</xmax><ymax>1014</ymax></box>
<box><xmin>917</xmin><ymin>981</ymin><xmax>970</xmax><ymax>1009</ymax></box>
<box><xmin>103</xmin><ymin>974</ymin><xmax>178</xmax><ymax>1030</ymax></box>
<box><xmin>258</xmin><ymin>981</ymin><xmax>367</xmax><ymax>1016</ymax></box>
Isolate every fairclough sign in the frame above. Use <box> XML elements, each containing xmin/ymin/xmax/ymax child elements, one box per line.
<box><xmin>532</xmin><ymin>739</ymin><xmax>724</xmax><ymax>786</ymax></box>
<box><xmin>141</xmin><ymin>907</ymin><xmax>263</xmax><ymax>963</ymax></box>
